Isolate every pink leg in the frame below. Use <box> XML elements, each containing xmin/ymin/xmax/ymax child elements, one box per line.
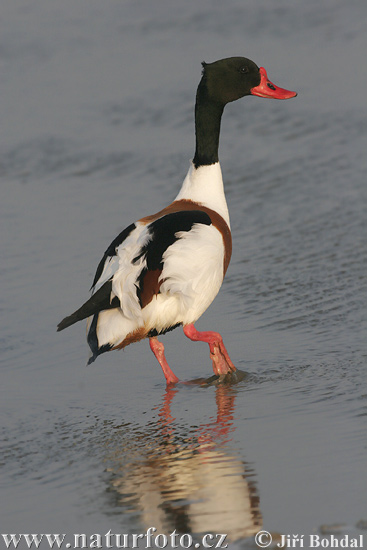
<box><xmin>183</xmin><ymin>323</ymin><xmax>236</xmax><ymax>376</ymax></box>
<box><xmin>149</xmin><ymin>337</ymin><xmax>180</xmax><ymax>385</ymax></box>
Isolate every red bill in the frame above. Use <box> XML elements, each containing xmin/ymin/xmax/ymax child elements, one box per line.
<box><xmin>251</xmin><ymin>67</ymin><xmax>297</xmax><ymax>100</ymax></box>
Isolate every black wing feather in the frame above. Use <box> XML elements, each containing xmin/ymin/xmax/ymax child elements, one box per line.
<box><xmin>91</xmin><ymin>222</ymin><xmax>136</xmax><ymax>289</ymax></box>
<box><xmin>57</xmin><ymin>281</ymin><xmax>119</xmax><ymax>331</ymax></box>
<box><xmin>58</xmin><ymin>222</ymin><xmax>134</xmax><ymax>332</ymax></box>
<box><xmin>135</xmin><ymin>210</ymin><xmax>211</xmax><ymax>270</ymax></box>
<box><xmin>135</xmin><ymin>210</ymin><xmax>211</xmax><ymax>307</ymax></box>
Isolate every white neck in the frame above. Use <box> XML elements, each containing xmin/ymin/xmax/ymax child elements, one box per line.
<box><xmin>174</xmin><ymin>162</ymin><xmax>230</xmax><ymax>227</ymax></box>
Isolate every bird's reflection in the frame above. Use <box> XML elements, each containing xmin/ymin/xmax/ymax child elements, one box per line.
<box><xmin>105</xmin><ymin>385</ymin><xmax>262</xmax><ymax>542</ymax></box>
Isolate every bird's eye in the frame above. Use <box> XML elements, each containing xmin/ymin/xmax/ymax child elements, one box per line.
<box><xmin>240</xmin><ymin>66</ymin><xmax>249</xmax><ymax>74</ymax></box>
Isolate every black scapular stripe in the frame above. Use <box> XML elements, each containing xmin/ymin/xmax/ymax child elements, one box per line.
<box><xmin>91</xmin><ymin>222</ymin><xmax>136</xmax><ymax>289</ymax></box>
<box><xmin>134</xmin><ymin>210</ymin><xmax>211</xmax><ymax>306</ymax></box>
<box><xmin>135</xmin><ymin>210</ymin><xmax>211</xmax><ymax>270</ymax></box>
<box><xmin>57</xmin><ymin>281</ymin><xmax>119</xmax><ymax>332</ymax></box>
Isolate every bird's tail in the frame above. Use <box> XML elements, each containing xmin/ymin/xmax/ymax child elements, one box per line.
<box><xmin>57</xmin><ymin>308</ymin><xmax>86</xmax><ymax>332</ymax></box>
<box><xmin>57</xmin><ymin>282</ymin><xmax>118</xmax><ymax>332</ymax></box>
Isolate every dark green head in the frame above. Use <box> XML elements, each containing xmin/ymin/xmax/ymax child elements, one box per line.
<box><xmin>200</xmin><ymin>57</ymin><xmax>261</xmax><ymax>104</ymax></box>
<box><xmin>193</xmin><ymin>56</ymin><xmax>297</xmax><ymax>167</ymax></box>
<box><xmin>199</xmin><ymin>56</ymin><xmax>297</xmax><ymax>104</ymax></box>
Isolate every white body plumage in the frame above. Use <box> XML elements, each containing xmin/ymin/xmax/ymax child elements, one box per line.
<box><xmin>84</xmin><ymin>162</ymin><xmax>231</xmax><ymax>363</ymax></box>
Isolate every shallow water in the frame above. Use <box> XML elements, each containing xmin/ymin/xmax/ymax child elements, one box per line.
<box><xmin>1</xmin><ymin>0</ymin><xmax>367</xmax><ymax>548</ymax></box>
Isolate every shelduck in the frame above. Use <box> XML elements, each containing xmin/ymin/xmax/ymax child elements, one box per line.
<box><xmin>57</xmin><ymin>57</ymin><xmax>297</xmax><ymax>385</ymax></box>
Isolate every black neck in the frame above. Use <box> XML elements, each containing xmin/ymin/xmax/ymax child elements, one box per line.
<box><xmin>193</xmin><ymin>81</ymin><xmax>225</xmax><ymax>169</ymax></box>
